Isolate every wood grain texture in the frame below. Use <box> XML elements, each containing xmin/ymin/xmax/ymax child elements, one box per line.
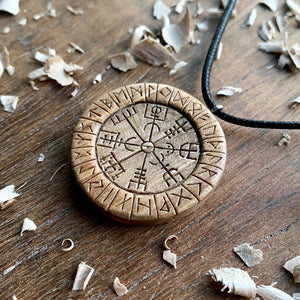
<box><xmin>0</xmin><ymin>0</ymin><xmax>299</xmax><ymax>299</ymax></box>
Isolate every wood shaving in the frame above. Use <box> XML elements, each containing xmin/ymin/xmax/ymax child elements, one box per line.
<box><xmin>277</xmin><ymin>53</ymin><xmax>291</xmax><ymax>69</ymax></box>
<box><xmin>175</xmin><ymin>0</ymin><xmax>187</xmax><ymax>14</ymax></box>
<box><xmin>216</xmin><ymin>42</ymin><xmax>223</xmax><ymax>60</ymax></box>
<box><xmin>66</xmin><ymin>5</ymin><xmax>83</xmax><ymax>16</ymax></box>
<box><xmin>287</xmin><ymin>47</ymin><xmax>300</xmax><ymax>69</ymax></box>
<box><xmin>163</xmin><ymin>235</ymin><xmax>178</xmax><ymax>250</ymax></box>
<box><xmin>0</xmin><ymin>184</ymin><xmax>19</xmax><ymax>210</ymax></box>
<box><xmin>258</xmin><ymin>21</ymin><xmax>274</xmax><ymax>41</ymax></box>
<box><xmin>70</xmin><ymin>87</ymin><xmax>79</xmax><ymax>97</ymax></box>
<box><xmin>286</xmin><ymin>0</ymin><xmax>300</xmax><ymax>15</ymax></box>
<box><xmin>194</xmin><ymin>2</ymin><xmax>203</xmax><ymax>17</ymax></box>
<box><xmin>72</xmin><ymin>262</ymin><xmax>94</xmax><ymax>291</ymax></box>
<box><xmin>28</xmin><ymin>80</ymin><xmax>39</xmax><ymax>91</ymax></box>
<box><xmin>256</xmin><ymin>284</ymin><xmax>294</xmax><ymax>300</ymax></box>
<box><xmin>208</xmin><ymin>267</ymin><xmax>256</xmax><ymax>298</ymax></box>
<box><xmin>46</xmin><ymin>0</ymin><xmax>56</xmax><ymax>17</ymax></box>
<box><xmin>258</xmin><ymin>41</ymin><xmax>285</xmax><ymax>53</ymax></box>
<box><xmin>0</xmin><ymin>95</ymin><xmax>19</xmax><ymax>112</ymax></box>
<box><xmin>283</xmin><ymin>255</ymin><xmax>300</xmax><ymax>282</ymax></box>
<box><xmin>131</xmin><ymin>37</ymin><xmax>178</xmax><ymax>68</ymax></box>
<box><xmin>244</xmin><ymin>8</ymin><xmax>257</xmax><ymax>26</ymax></box>
<box><xmin>28</xmin><ymin>68</ymin><xmax>47</xmax><ymax>81</ymax></box>
<box><xmin>33</xmin><ymin>12</ymin><xmax>45</xmax><ymax>20</ymax></box>
<box><xmin>113</xmin><ymin>277</ymin><xmax>128</xmax><ymax>296</ymax></box>
<box><xmin>258</xmin><ymin>0</ymin><xmax>278</xmax><ymax>11</ymax></box>
<box><xmin>17</xmin><ymin>18</ymin><xmax>27</xmax><ymax>27</ymax></box>
<box><xmin>233</xmin><ymin>243</ymin><xmax>263</xmax><ymax>267</ymax></box>
<box><xmin>37</xmin><ymin>154</ymin><xmax>45</xmax><ymax>162</ymax></box>
<box><xmin>130</xmin><ymin>25</ymin><xmax>155</xmax><ymax>48</ymax></box>
<box><xmin>0</xmin><ymin>0</ymin><xmax>20</xmax><ymax>15</ymax></box>
<box><xmin>288</xmin><ymin>95</ymin><xmax>300</xmax><ymax>109</ymax></box>
<box><xmin>196</xmin><ymin>20</ymin><xmax>209</xmax><ymax>31</ymax></box>
<box><xmin>207</xmin><ymin>7</ymin><xmax>224</xmax><ymax>17</ymax></box>
<box><xmin>34</xmin><ymin>50</ymin><xmax>52</xmax><ymax>63</ymax></box>
<box><xmin>92</xmin><ymin>73</ymin><xmax>102</xmax><ymax>84</ymax></box>
<box><xmin>61</xmin><ymin>238</ymin><xmax>74</xmax><ymax>251</ymax></box>
<box><xmin>20</xmin><ymin>217</ymin><xmax>37</xmax><ymax>236</ymax></box>
<box><xmin>110</xmin><ymin>53</ymin><xmax>137</xmax><ymax>72</ymax></box>
<box><xmin>162</xmin><ymin>9</ymin><xmax>190</xmax><ymax>53</ymax></box>
<box><xmin>169</xmin><ymin>60</ymin><xmax>187</xmax><ymax>75</ymax></box>
<box><xmin>68</xmin><ymin>42</ymin><xmax>85</xmax><ymax>54</ymax></box>
<box><xmin>277</xmin><ymin>132</ymin><xmax>291</xmax><ymax>146</ymax></box>
<box><xmin>163</xmin><ymin>249</ymin><xmax>177</xmax><ymax>268</ymax></box>
<box><xmin>2</xmin><ymin>47</ymin><xmax>15</xmax><ymax>76</ymax></box>
<box><xmin>217</xmin><ymin>86</ymin><xmax>242</xmax><ymax>96</ymax></box>
<box><xmin>49</xmin><ymin>163</ymin><xmax>66</xmax><ymax>181</ymax></box>
<box><xmin>153</xmin><ymin>0</ymin><xmax>171</xmax><ymax>20</ymax></box>
<box><xmin>2</xmin><ymin>26</ymin><xmax>10</xmax><ymax>34</ymax></box>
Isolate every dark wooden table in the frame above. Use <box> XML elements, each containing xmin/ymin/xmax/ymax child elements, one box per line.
<box><xmin>0</xmin><ymin>0</ymin><xmax>299</xmax><ymax>299</ymax></box>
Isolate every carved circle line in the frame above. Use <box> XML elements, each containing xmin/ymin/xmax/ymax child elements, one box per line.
<box><xmin>95</xmin><ymin>103</ymin><xmax>200</xmax><ymax>194</ymax></box>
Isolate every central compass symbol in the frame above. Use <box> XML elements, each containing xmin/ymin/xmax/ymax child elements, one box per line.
<box><xmin>96</xmin><ymin>102</ymin><xmax>200</xmax><ymax>194</ymax></box>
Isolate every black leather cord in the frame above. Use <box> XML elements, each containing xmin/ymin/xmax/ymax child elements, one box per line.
<box><xmin>201</xmin><ymin>0</ymin><xmax>300</xmax><ymax>129</ymax></box>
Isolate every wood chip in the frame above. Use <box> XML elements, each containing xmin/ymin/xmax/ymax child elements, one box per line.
<box><xmin>256</xmin><ymin>284</ymin><xmax>294</xmax><ymax>300</ymax></box>
<box><xmin>0</xmin><ymin>184</ymin><xmax>20</xmax><ymax>209</ymax></box>
<box><xmin>28</xmin><ymin>80</ymin><xmax>39</xmax><ymax>91</ymax></box>
<box><xmin>92</xmin><ymin>73</ymin><xmax>102</xmax><ymax>85</ymax></box>
<box><xmin>47</xmin><ymin>0</ymin><xmax>56</xmax><ymax>17</ymax></box>
<box><xmin>72</xmin><ymin>262</ymin><xmax>94</xmax><ymax>291</ymax></box>
<box><xmin>68</xmin><ymin>42</ymin><xmax>85</xmax><ymax>54</ymax></box>
<box><xmin>17</xmin><ymin>18</ymin><xmax>27</xmax><ymax>26</ymax></box>
<box><xmin>207</xmin><ymin>7</ymin><xmax>224</xmax><ymax>17</ymax></box>
<box><xmin>66</xmin><ymin>5</ymin><xmax>83</xmax><ymax>15</ymax></box>
<box><xmin>233</xmin><ymin>243</ymin><xmax>263</xmax><ymax>267</ymax></box>
<box><xmin>286</xmin><ymin>0</ymin><xmax>300</xmax><ymax>15</ymax></box>
<box><xmin>163</xmin><ymin>249</ymin><xmax>177</xmax><ymax>268</ymax></box>
<box><xmin>277</xmin><ymin>53</ymin><xmax>291</xmax><ymax>69</ymax></box>
<box><xmin>258</xmin><ymin>41</ymin><xmax>285</xmax><ymax>53</ymax></box>
<box><xmin>20</xmin><ymin>217</ymin><xmax>37</xmax><ymax>236</ymax></box>
<box><xmin>258</xmin><ymin>21</ymin><xmax>273</xmax><ymax>41</ymax></box>
<box><xmin>175</xmin><ymin>0</ymin><xmax>187</xmax><ymax>14</ymax></box>
<box><xmin>288</xmin><ymin>95</ymin><xmax>300</xmax><ymax>109</ymax></box>
<box><xmin>2</xmin><ymin>26</ymin><xmax>10</xmax><ymax>34</ymax></box>
<box><xmin>169</xmin><ymin>61</ymin><xmax>187</xmax><ymax>75</ymax></box>
<box><xmin>217</xmin><ymin>86</ymin><xmax>242</xmax><ymax>96</ymax></box>
<box><xmin>0</xmin><ymin>0</ymin><xmax>20</xmax><ymax>15</ymax></box>
<box><xmin>216</xmin><ymin>42</ymin><xmax>223</xmax><ymax>60</ymax></box>
<box><xmin>259</xmin><ymin>0</ymin><xmax>278</xmax><ymax>11</ymax></box>
<box><xmin>113</xmin><ymin>277</ymin><xmax>128</xmax><ymax>296</ymax></box>
<box><xmin>33</xmin><ymin>12</ymin><xmax>45</xmax><ymax>20</ymax></box>
<box><xmin>70</xmin><ymin>87</ymin><xmax>79</xmax><ymax>97</ymax></box>
<box><xmin>284</xmin><ymin>255</ymin><xmax>300</xmax><ymax>282</ymax></box>
<box><xmin>37</xmin><ymin>154</ymin><xmax>45</xmax><ymax>162</ymax></box>
<box><xmin>130</xmin><ymin>25</ymin><xmax>155</xmax><ymax>48</ymax></box>
<box><xmin>61</xmin><ymin>238</ymin><xmax>74</xmax><ymax>251</ymax></box>
<box><xmin>153</xmin><ymin>0</ymin><xmax>171</xmax><ymax>20</ymax></box>
<box><xmin>110</xmin><ymin>53</ymin><xmax>137</xmax><ymax>72</ymax></box>
<box><xmin>2</xmin><ymin>46</ymin><xmax>15</xmax><ymax>76</ymax></box>
<box><xmin>208</xmin><ymin>267</ymin><xmax>256</xmax><ymax>298</ymax></box>
<box><xmin>196</xmin><ymin>20</ymin><xmax>209</xmax><ymax>32</ymax></box>
<box><xmin>161</xmin><ymin>9</ymin><xmax>190</xmax><ymax>53</ymax></box>
<box><xmin>277</xmin><ymin>132</ymin><xmax>291</xmax><ymax>146</ymax></box>
<box><xmin>131</xmin><ymin>37</ymin><xmax>178</xmax><ymax>68</ymax></box>
<box><xmin>0</xmin><ymin>95</ymin><xmax>19</xmax><ymax>112</ymax></box>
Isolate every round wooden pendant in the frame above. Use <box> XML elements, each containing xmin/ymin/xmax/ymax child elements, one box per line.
<box><xmin>71</xmin><ymin>83</ymin><xmax>226</xmax><ymax>225</ymax></box>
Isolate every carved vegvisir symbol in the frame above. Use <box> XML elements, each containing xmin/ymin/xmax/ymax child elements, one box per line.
<box><xmin>71</xmin><ymin>84</ymin><xmax>226</xmax><ymax>225</ymax></box>
<box><xmin>96</xmin><ymin>103</ymin><xmax>200</xmax><ymax>194</ymax></box>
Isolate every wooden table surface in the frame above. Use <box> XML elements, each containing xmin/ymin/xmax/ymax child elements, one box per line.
<box><xmin>0</xmin><ymin>0</ymin><xmax>299</xmax><ymax>299</ymax></box>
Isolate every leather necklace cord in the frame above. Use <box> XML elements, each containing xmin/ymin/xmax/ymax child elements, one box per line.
<box><xmin>201</xmin><ymin>0</ymin><xmax>300</xmax><ymax>129</ymax></box>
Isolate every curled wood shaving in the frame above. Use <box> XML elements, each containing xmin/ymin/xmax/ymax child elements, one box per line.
<box><xmin>0</xmin><ymin>95</ymin><xmax>19</xmax><ymax>112</ymax></box>
<box><xmin>131</xmin><ymin>37</ymin><xmax>178</xmax><ymax>68</ymax></box>
<box><xmin>256</xmin><ymin>284</ymin><xmax>294</xmax><ymax>300</ymax></box>
<box><xmin>110</xmin><ymin>53</ymin><xmax>137</xmax><ymax>72</ymax></box>
<box><xmin>66</xmin><ymin>5</ymin><xmax>83</xmax><ymax>16</ymax></box>
<box><xmin>163</xmin><ymin>250</ymin><xmax>177</xmax><ymax>268</ymax></box>
<box><xmin>286</xmin><ymin>0</ymin><xmax>300</xmax><ymax>15</ymax></box>
<box><xmin>175</xmin><ymin>0</ymin><xmax>187</xmax><ymax>14</ymax></box>
<box><xmin>163</xmin><ymin>235</ymin><xmax>178</xmax><ymax>250</ymax></box>
<box><xmin>61</xmin><ymin>238</ymin><xmax>74</xmax><ymax>251</ymax></box>
<box><xmin>277</xmin><ymin>132</ymin><xmax>291</xmax><ymax>146</ymax></box>
<box><xmin>161</xmin><ymin>9</ymin><xmax>190</xmax><ymax>53</ymax></box>
<box><xmin>233</xmin><ymin>243</ymin><xmax>263</xmax><ymax>267</ymax></box>
<box><xmin>20</xmin><ymin>217</ymin><xmax>37</xmax><ymax>236</ymax></box>
<box><xmin>153</xmin><ymin>0</ymin><xmax>171</xmax><ymax>20</ymax></box>
<box><xmin>92</xmin><ymin>73</ymin><xmax>102</xmax><ymax>85</ymax></box>
<box><xmin>288</xmin><ymin>95</ymin><xmax>300</xmax><ymax>109</ymax></box>
<box><xmin>113</xmin><ymin>277</ymin><xmax>128</xmax><ymax>296</ymax></box>
<box><xmin>72</xmin><ymin>262</ymin><xmax>94</xmax><ymax>291</ymax></box>
<box><xmin>37</xmin><ymin>154</ymin><xmax>45</xmax><ymax>162</ymax></box>
<box><xmin>217</xmin><ymin>86</ymin><xmax>242</xmax><ymax>96</ymax></box>
<box><xmin>244</xmin><ymin>8</ymin><xmax>257</xmax><ymax>27</ymax></box>
<box><xmin>130</xmin><ymin>25</ymin><xmax>155</xmax><ymax>48</ymax></box>
<box><xmin>208</xmin><ymin>267</ymin><xmax>256</xmax><ymax>298</ymax></box>
<box><xmin>258</xmin><ymin>41</ymin><xmax>285</xmax><ymax>53</ymax></box>
<box><xmin>0</xmin><ymin>0</ymin><xmax>20</xmax><ymax>15</ymax></box>
<box><xmin>259</xmin><ymin>0</ymin><xmax>278</xmax><ymax>12</ymax></box>
<box><xmin>169</xmin><ymin>61</ymin><xmax>187</xmax><ymax>75</ymax></box>
<box><xmin>0</xmin><ymin>185</ymin><xmax>19</xmax><ymax>210</ymax></box>
<box><xmin>283</xmin><ymin>255</ymin><xmax>300</xmax><ymax>282</ymax></box>
<box><xmin>49</xmin><ymin>163</ymin><xmax>67</xmax><ymax>181</ymax></box>
<box><xmin>216</xmin><ymin>42</ymin><xmax>223</xmax><ymax>60</ymax></box>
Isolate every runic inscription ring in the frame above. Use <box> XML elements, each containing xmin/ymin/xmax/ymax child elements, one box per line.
<box><xmin>71</xmin><ymin>83</ymin><xmax>226</xmax><ymax>225</ymax></box>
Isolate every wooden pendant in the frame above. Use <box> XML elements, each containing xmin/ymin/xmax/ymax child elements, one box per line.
<box><xmin>71</xmin><ymin>83</ymin><xmax>226</xmax><ymax>225</ymax></box>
